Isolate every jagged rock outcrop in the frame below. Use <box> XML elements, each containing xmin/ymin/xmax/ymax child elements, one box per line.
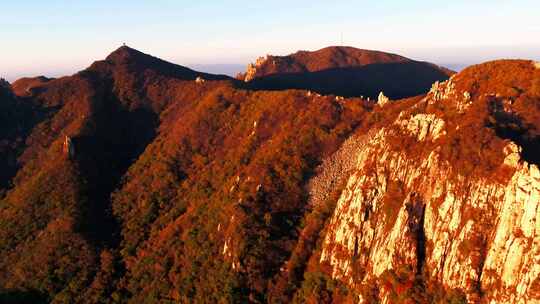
<box><xmin>428</xmin><ymin>78</ymin><xmax>456</xmax><ymax>102</ymax></box>
<box><xmin>395</xmin><ymin>112</ymin><xmax>446</xmax><ymax>141</ymax></box>
<box><xmin>242</xmin><ymin>56</ymin><xmax>269</xmax><ymax>82</ymax></box>
<box><xmin>378</xmin><ymin>91</ymin><xmax>390</xmax><ymax>106</ymax></box>
<box><xmin>320</xmin><ymin>126</ymin><xmax>539</xmax><ymax>302</ymax></box>
<box><xmin>317</xmin><ymin>60</ymin><xmax>540</xmax><ymax>303</ymax></box>
<box><xmin>63</xmin><ymin>135</ymin><xmax>75</xmax><ymax>159</ymax></box>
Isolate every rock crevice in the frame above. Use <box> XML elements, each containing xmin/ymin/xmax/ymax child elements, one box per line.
<box><xmin>319</xmin><ymin>98</ymin><xmax>540</xmax><ymax>302</ymax></box>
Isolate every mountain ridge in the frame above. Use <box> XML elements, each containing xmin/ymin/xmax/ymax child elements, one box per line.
<box><xmin>0</xmin><ymin>47</ymin><xmax>539</xmax><ymax>303</ymax></box>
<box><xmin>238</xmin><ymin>46</ymin><xmax>454</xmax><ymax>99</ymax></box>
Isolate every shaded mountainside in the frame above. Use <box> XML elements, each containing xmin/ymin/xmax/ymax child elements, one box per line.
<box><xmin>238</xmin><ymin>46</ymin><xmax>411</xmax><ymax>79</ymax></box>
<box><xmin>0</xmin><ymin>46</ymin><xmax>371</xmax><ymax>303</ymax></box>
<box><xmin>0</xmin><ymin>45</ymin><xmax>539</xmax><ymax>304</ymax></box>
<box><xmin>0</xmin><ymin>46</ymin><xmax>238</xmax><ymax>303</ymax></box>
<box><xmin>0</xmin><ymin>81</ymin><xmax>50</xmax><ymax>192</ymax></box>
<box><xmin>238</xmin><ymin>46</ymin><xmax>454</xmax><ymax>99</ymax></box>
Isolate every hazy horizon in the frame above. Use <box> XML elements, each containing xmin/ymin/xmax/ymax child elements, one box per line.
<box><xmin>2</xmin><ymin>0</ymin><xmax>540</xmax><ymax>81</ymax></box>
<box><xmin>2</xmin><ymin>44</ymin><xmax>537</xmax><ymax>82</ymax></box>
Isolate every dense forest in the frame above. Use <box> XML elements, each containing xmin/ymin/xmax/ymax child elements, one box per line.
<box><xmin>1</xmin><ymin>46</ymin><xmax>539</xmax><ymax>303</ymax></box>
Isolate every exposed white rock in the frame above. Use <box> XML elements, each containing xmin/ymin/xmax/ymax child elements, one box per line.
<box><xmin>503</xmin><ymin>142</ymin><xmax>522</xmax><ymax>167</ymax></box>
<box><xmin>396</xmin><ymin>113</ymin><xmax>446</xmax><ymax>141</ymax></box>
<box><xmin>480</xmin><ymin>163</ymin><xmax>540</xmax><ymax>301</ymax></box>
<box><xmin>244</xmin><ymin>56</ymin><xmax>269</xmax><ymax>82</ymax></box>
<box><xmin>455</xmin><ymin>91</ymin><xmax>474</xmax><ymax>112</ymax></box>
<box><xmin>319</xmin><ymin>110</ymin><xmax>540</xmax><ymax>303</ymax></box>
<box><xmin>63</xmin><ymin>136</ymin><xmax>75</xmax><ymax>159</ymax></box>
<box><xmin>428</xmin><ymin>79</ymin><xmax>456</xmax><ymax>103</ymax></box>
<box><xmin>430</xmin><ymin>81</ymin><xmax>440</xmax><ymax>94</ymax></box>
<box><xmin>222</xmin><ymin>215</ymin><xmax>240</xmax><ymax>271</ymax></box>
<box><xmin>195</xmin><ymin>76</ymin><xmax>205</xmax><ymax>84</ymax></box>
<box><xmin>464</xmin><ymin>91</ymin><xmax>471</xmax><ymax>101</ymax></box>
<box><xmin>223</xmin><ymin>239</ymin><xmax>230</xmax><ymax>256</ymax></box>
<box><xmin>377</xmin><ymin>91</ymin><xmax>390</xmax><ymax>106</ymax></box>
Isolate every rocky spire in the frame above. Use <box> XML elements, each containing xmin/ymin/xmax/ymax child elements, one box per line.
<box><xmin>377</xmin><ymin>91</ymin><xmax>390</xmax><ymax>106</ymax></box>
<box><xmin>0</xmin><ymin>78</ymin><xmax>9</xmax><ymax>87</ymax></box>
<box><xmin>63</xmin><ymin>136</ymin><xmax>75</xmax><ymax>159</ymax></box>
<box><xmin>243</xmin><ymin>56</ymin><xmax>269</xmax><ymax>82</ymax></box>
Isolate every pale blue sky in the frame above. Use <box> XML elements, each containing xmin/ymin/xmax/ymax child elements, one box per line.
<box><xmin>1</xmin><ymin>0</ymin><xmax>539</xmax><ymax>81</ymax></box>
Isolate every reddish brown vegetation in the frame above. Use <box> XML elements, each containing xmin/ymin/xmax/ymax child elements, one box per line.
<box><xmin>0</xmin><ymin>46</ymin><xmax>371</xmax><ymax>302</ymax></box>
<box><xmin>1</xmin><ymin>47</ymin><xmax>539</xmax><ymax>303</ymax></box>
<box><xmin>11</xmin><ymin>76</ymin><xmax>52</xmax><ymax>97</ymax></box>
<box><xmin>240</xmin><ymin>46</ymin><xmax>454</xmax><ymax>99</ymax></box>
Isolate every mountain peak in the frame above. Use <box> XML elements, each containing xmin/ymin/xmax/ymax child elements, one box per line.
<box><xmin>105</xmin><ymin>45</ymin><xmax>159</xmax><ymax>65</ymax></box>
<box><xmin>87</xmin><ymin>45</ymin><xmax>232</xmax><ymax>81</ymax></box>
<box><xmin>240</xmin><ymin>45</ymin><xmax>452</xmax><ymax>99</ymax></box>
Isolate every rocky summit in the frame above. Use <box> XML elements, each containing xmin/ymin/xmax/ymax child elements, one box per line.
<box><xmin>238</xmin><ymin>46</ymin><xmax>453</xmax><ymax>99</ymax></box>
<box><xmin>0</xmin><ymin>46</ymin><xmax>539</xmax><ymax>304</ymax></box>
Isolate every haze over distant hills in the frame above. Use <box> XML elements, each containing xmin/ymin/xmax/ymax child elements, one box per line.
<box><xmin>188</xmin><ymin>64</ymin><xmax>245</xmax><ymax>77</ymax></box>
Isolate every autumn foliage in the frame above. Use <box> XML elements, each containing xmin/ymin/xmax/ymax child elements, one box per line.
<box><xmin>1</xmin><ymin>46</ymin><xmax>539</xmax><ymax>303</ymax></box>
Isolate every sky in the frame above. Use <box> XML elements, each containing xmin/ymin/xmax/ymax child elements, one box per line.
<box><xmin>1</xmin><ymin>0</ymin><xmax>539</xmax><ymax>81</ymax></box>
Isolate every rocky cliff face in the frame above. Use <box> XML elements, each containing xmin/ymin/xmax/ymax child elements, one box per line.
<box><xmin>317</xmin><ymin>60</ymin><xmax>540</xmax><ymax>303</ymax></box>
<box><xmin>242</xmin><ymin>56</ymin><xmax>269</xmax><ymax>82</ymax></box>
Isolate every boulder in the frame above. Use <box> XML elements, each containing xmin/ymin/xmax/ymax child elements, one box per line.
<box><xmin>377</xmin><ymin>91</ymin><xmax>390</xmax><ymax>106</ymax></box>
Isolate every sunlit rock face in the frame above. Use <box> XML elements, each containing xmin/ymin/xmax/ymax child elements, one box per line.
<box><xmin>318</xmin><ymin>66</ymin><xmax>540</xmax><ymax>303</ymax></box>
<box><xmin>243</xmin><ymin>56</ymin><xmax>269</xmax><ymax>82</ymax></box>
<box><xmin>378</xmin><ymin>91</ymin><xmax>390</xmax><ymax>106</ymax></box>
